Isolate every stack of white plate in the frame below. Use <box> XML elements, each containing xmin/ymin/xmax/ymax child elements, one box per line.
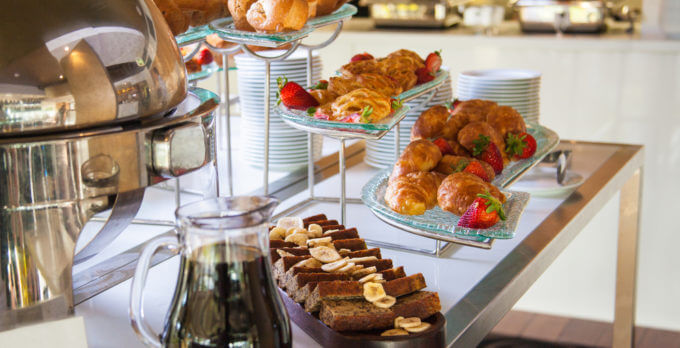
<box><xmin>235</xmin><ymin>50</ymin><xmax>323</xmax><ymax>171</ymax></box>
<box><xmin>456</xmin><ymin>69</ymin><xmax>541</xmax><ymax>124</ymax></box>
<box><xmin>364</xmin><ymin>74</ymin><xmax>453</xmax><ymax>169</ymax></box>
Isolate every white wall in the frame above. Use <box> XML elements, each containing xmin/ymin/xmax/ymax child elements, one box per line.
<box><xmin>200</xmin><ymin>30</ymin><xmax>680</xmax><ymax>331</ymax></box>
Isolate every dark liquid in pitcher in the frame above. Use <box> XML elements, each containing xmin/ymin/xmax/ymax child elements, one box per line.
<box><xmin>162</xmin><ymin>244</ymin><xmax>291</xmax><ymax>348</ymax></box>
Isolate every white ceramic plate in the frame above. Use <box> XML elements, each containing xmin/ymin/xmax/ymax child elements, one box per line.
<box><xmin>510</xmin><ymin>166</ymin><xmax>584</xmax><ymax>197</ymax></box>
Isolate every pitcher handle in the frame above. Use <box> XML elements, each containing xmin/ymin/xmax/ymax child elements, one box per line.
<box><xmin>129</xmin><ymin>235</ymin><xmax>180</xmax><ymax>347</ymax></box>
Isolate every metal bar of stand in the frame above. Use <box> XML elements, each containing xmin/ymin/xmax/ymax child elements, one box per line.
<box><xmin>264</xmin><ymin>60</ymin><xmax>271</xmax><ymax>195</ymax></box>
<box><xmin>223</xmin><ymin>61</ymin><xmax>233</xmax><ymax>196</ymax></box>
<box><xmin>306</xmin><ymin>49</ymin><xmax>315</xmax><ymax>199</ymax></box>
<box><xmin>394</xmin><ymin>124</ymin><xmax>400</xmax><ymax>161</ymax></box>
<box><xmin>174</xmin><ymin>178</ymin><xmax>180</xmax><ymax>208</ymax></box>
<box><xmin>364</xmin><ymin>238</ymin><xmax>454</xmax><ymax>256</ymax></box>
<box><xmin>339</xmin><ymin>138</ymin><xmax>346</xmax><ymax>225</ymax></box>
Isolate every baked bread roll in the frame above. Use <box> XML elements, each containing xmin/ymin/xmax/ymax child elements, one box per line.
<box><xmin>229</xmin><ymin>0</ymin><xmax>257</xmax><ymax>31</ymax></box>
<box><xmin>246</xmin><ymin>0</ymin><xmax>309</xmax><ymax>33</ymax></box>
<box><xmin>457</xmin><ymin>121</ymin><xmax>506</xmax><ymax>156</ymax></box>
<box><xmin>315</xmin><ymin>0</ymin><xmax>338</xmax><ymax>16</ymax></box>
<box><xmin>390</xmin><ymin>139</ymin><xmax>442</xmax><ymax>181</ymax></box>
<box><xmin>441</xmin><ymin>110</ymin><xmax>469</xmax><ymax>140</ymax></box>
<box><xmin>437</xmin><ymin>172</ymin><xmax>505</xmax><ymax>216</ymax></box>
<box><xmin>453</xmin><ymin>99</ymin><xmax>498</xmax><ymax>123</ymax></box>
<box><xmin>307</xmin><ymin>0</ymin><xmax>318</xmax><ymax>17</ymax></box>
<box><xmin>411</xmin><ymin>105</ymin><xmax>449</xmax><ymax>141</ymax></box>
<box><xmin>385</xmin><ymin>172</ymin><xmax>440</xmax><ymax>215</ymax></box>
<box><xmin>486</xmin><ymin>105</ymin><xmax>526</xmax><ymax>138</ymax></box>
<box><xmin>153</xmin><ymin>0</ymin><xmax>189</xmax><ymax>35</ymax></box>
<box><xmin>331</xmin><ymin>88</ymin><xmax>391</xmax><ymax>122</ymax></box>
<box><xmin>434</xmin><ymin>155</ymin><xmax>495</xmax><ymax>181</ymax></box>
<box><xmin>175</xmin><ymin>0</ymin><xmax>228</xmax><ymax>26</ymax></box>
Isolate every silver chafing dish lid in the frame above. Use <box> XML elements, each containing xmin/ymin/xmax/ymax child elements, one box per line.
<box><xmin>0</xmin><ymin>0</ymin><xmax>187</xmax><ymax>136</ymax></box>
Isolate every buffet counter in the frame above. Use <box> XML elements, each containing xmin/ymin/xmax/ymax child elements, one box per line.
<box><xmin>74</xmin><ymin>139</ymin><xmax>642</xmax><ymax>347</ymax></box>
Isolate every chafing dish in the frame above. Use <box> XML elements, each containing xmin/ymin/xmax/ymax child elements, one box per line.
<box><xmin>514</xmin><ymin>0</ymin><xmax>607</xmax><ymax>33</ymax></box>
<box><xmin>360</xmin><ymin>0</ymin><xmax>465</xmax><ymax>28</ymax></box>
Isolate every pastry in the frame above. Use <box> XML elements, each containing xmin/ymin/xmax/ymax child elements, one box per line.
<box><xmin>434</xmin><ymin>155</ymin><xmax>495</xmax><ymax>181</ymax></box>
<box><xmin>385</xmin><ymin>172</ymin><xmax>440</xmax><ymax>215</ymax></box>
<box><xmin>436</xmin><ymin>172</ymin><xmax>505</xmax><ymax>216</ymax></box>
<box><xmin>328</xmin><ymin>76</ymin><xmax>360</xmax><ymax>96</ymax></box>
<box><xmin>452</xmin><ymin>99</ymin><xmax>498</xmax><ymax>123</ymax></box>
<box><xmin>486</xmin><ymin>105</ymin><xmax>526</xmax><ymax>138</ymax></box>
<box><xmin>457</xmin><ymin>121</ymin><xmax>506</xmax><ymax>155</ymax></box>
<box><xmin>446</xmin><ymin>139</ymin><xmax>470</xmax><ymax>156</ymax></box>
<box><xmin>379</xmin><ymin>55</ymin><xmax>425</xmax><ymax>75</ymax></box>
<box><xmin>389</xmin><ymin>139</ymin><xmax>442</xmax><ymax>181</ymax></box>
<box><xmin>247</xmin><ymin>0</ymin><xmax>309</xmax><ymax>32</ymax></box>
<box><xmin>309</xmin><ymin>89</ymin><xmax>338</xmax><ymax>106</ymax></box>
<box><xmin>441</xmin><ymin>110</ymin><xmax>469</xmax><ymax>140</ymax></box>
<box><xmin>307</xmin><ymin>0</ymin><xmax>318</xmax><ymax>17</ymax></box>
<box><xmin>153</xmin><ymin>0</ymin><xmax>189</xmax><ymax>35</ymax></box>
<box><xmin>175</xmin><ymin>0</ymin><xmax>228</xmax><ymax>26</ymax></box>
<box><xmin>386</xmin><ymin>49</ymin><xmax>424</xmax><ymax>67</ymax></box>
<box><xmin>229</xmin><ymin>0</ymin><xmax>257</xmax><ymax>31</ymax></box>
<box><xmin>410</xmin><ymin>105</ymin><xmax>449</xmax><ymax>141</ymax></box>
<box><xmin>315</xmin><ymin>0</ymin><xmax>338</xmax><ymax>16</ymax></box>
<box><xmin>356</xmin><ymin>73</ymin><xmax>403</xmax><ymax>97</ymax></box>
<box><xmin>331</xmin><ymin>88</ymin><xmax>391</xmax><ymax>123</ymax></box>
<box><xmin>339</xmin><ymin>59</ymin><xmax>382</xmax><ymax>77</ymax></box>
<box><xmin>384</xmin><ymin>69</ymin><xmax>417</xmax><ymax>91</ymax></box>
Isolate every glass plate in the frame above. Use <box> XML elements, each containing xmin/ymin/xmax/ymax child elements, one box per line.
<box><xmin>187</xmin><ymin>62</ymin><xmax>220</xmax><ymax>82</ymax></box>
<box><xmin>493</xmin><ymin>123</ymin><xmax>560</xmax><ymax>188</ymax></box>
<box><xmin>307</xmin><ymin>4</ymin><xmax>358</xmax><ymax>28</ymax></box>
<box><xmin>175</xmin><ymin>25</ymin><xmax>214</xmax><ymax>46</ymax></box>
<box><xmin>277</xmin><ymin>104</ymin><xmax>411</xmax><ymax>139</ymax></box>
<box><xmin>399</xmin><ymin>70</ymin><xmax>449</xmax><ymax>102</ymax></box>
<box><xmin>361</xmin><ymin>169</ymin><xmax>531</xmax><ymax>239</ymax></box>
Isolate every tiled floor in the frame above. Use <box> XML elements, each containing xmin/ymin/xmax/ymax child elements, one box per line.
<box><xmin>482</xmin><ymin>311</ymin><xmax>680</xmax><ymax>348</ymax></box>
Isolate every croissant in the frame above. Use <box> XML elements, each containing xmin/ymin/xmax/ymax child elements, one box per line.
<box><xmin>229</xmin><ymin>0</ymin><xmax>257</xmax><ymax>31</ymax></box>
<box><xmin>457</xmin><ymin>121</ymin><xmax>506</xmax><ymax>156</ymax></box>
<box><xmin>411</xmin><ymin>105</ymin><xmax>449</xmax><ymax>141</ymax></box>
<box><xmin>437</xmin><ymin>172</ymin><xmax>505</xmax><ymax>216</ymax></box>
<box><xmin>331</xmin><ymin>88</ymin><xmax>391</xmax><ymax>122</ymax></box>
<box><xmin>153</xmin><ymin>0</ymin><xmax>190</xmax><ymax>35</ymax></box>
<box><xmin>486</xmin><ymin>105</ymin><xmax>526</xmax><ymax>139</ymax></box>
<box><xmin>246</xmin><ymin>0</ymin><xmax>309</xmax><ymax>32</ymax></box>
<box><xmin>434</xmin><ymin>155</ymin><xmax>495</xmax><ymax>181</ymax></box>
<box><xmin>385</xmin><ymin>172</ymin><xmax>440</xmax><ymax>215</ymax></box>
<box><xmin>453</xmin><ymin>99</ymin><xmax>498</xmax><ymax>123</ymax></box>
<box><xmin>175</xmin><ymin>0</ymin><xmax>228</xmax><ymax>26</ymax></box>
<box><xmin>315</xmin><ymin>0</ymin><xmax>338</xmax><ymax>16</ymax></box>
<box><xmin>441</xmin><ymin>110</ymin><xmax>469</xmax><ymax>140</ymax></box>
<box><xmin>390</xmin><ymin>139</ymin><xmax>442</xmax><ymax>181</ymax></box>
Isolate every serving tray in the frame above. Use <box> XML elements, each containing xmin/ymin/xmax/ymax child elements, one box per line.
<box><xmin>279</xmin><ymin>288</ymin><xmax>446</xmax><ymax>348</ymax></box>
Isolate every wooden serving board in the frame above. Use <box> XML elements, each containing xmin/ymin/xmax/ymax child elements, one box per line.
<box><xmin>279</xmin><ymin>289</ymin><xmax>446</xmax><ymax>348</ymax></box>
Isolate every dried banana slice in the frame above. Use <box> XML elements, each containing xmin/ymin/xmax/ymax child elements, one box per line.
<box><xmin>404</xmin><ymin>322</ymin><xmax>431</xmax><ymax>333</ymax></box>
<box><xmin>284</xmin><ymin>232</ymin><xmax>308</xmax><ymax>247</ymax></box>
<box><xmin>347</xmin><ymin>256</ymin><xmax>378</xmax><ymax>263</ymax></box>
<box><xmin>307</xmin><ymin>224</ymin><xmax>323</xmax><ymax>238</ymax></box>
<box><xmin>292</xmin><ymin>258</ymin><xmax>322</xmax><ymax>269</ymax></box>
<box><xmin>277</xmin><ymin>217</ymin><xmax>303</xmax><ymax>230</ymax></box>
<box><xmin>352</xmin><ymin>266</ymin><xmax>377</xmax><ymax>278</ymax></box>
<box><xmin>276</xmin><ymin>249</ymin><xmax>296</xmax><ymax>258</ymax></box>
<box><xmin>394</xmin><ymin>316</ymin><xmax>405</xmax><ymax>329</ymax></box>
<box><xmin>358</xmin><ymin>273</ymin><xmax>379</xmax><ymax>284</ymax></box>
<box><xmin>396</xmin><ymin>317</ymin><xmax>421</xmax><ymax>329</ymax></box>
<box><xmin>335</xmin><ymin>262</ymin><xmax>356</xmax><ymax>273</ymax></box>
<box><xmin>286</xmin><ymin>227</ymin><xmax>307</xmax><ymax>237</ymax></box>
<box><xmin>307</xmin><ymin>237</ymin><xmax>332</xmax><ymax>248</ymax></box>
<box><xmin>322</xmin><ymin>229</ymin><xmax>339</xmax><ymax>236</ymax></box>
<box><xmin>269</xmin><ymin>227</ymin><xmax>286</xmax><ymax>240</ymax></box>
<box><xmin>381</xmin><ymin>329</ymin><xmax>409</xmax><ymax>336</ymax></box>
<box><xmin>309</xmin><ymin>246</ymin><xmax>341</xmax><ymax>263</ymax></box>
<box><xmin>373</xmin><ymin>295</ymin><xmax>396</xmax><ymax>309</ymax></box>
<box><xmin>337</xmin><ymin>248</ymin><xmax>352</xmax><ymax>257</ymax></box>
<box><xmin>363</xmin><ymin>282</ymin><xmax>386</xmax><ymax>302</ymax></box>
<box><xmin>321</xmin><ymin>258</ymin><xmax>348</xmax><ymax>272</ymax></box>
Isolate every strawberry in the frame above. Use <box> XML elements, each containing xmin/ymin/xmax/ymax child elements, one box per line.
<box><xmin>444</xmin><ymin>99</ymin><xmax>462</xmax><ymax>112</ymax></box>
<box><xmin>277</xmin><ymin>76</ymin><xmax>319</xmax><ymax>110</ymax></box>
<box><xmin>391</xmin><ymin>98</ymin><xmax>403</xmax><ymax>111</ymax></box>
<box><xmin>457</xmin><ymin>192</ymin><xmax>506</xmax><ymax>229</ymax></box>
<box><xmin>310</xmin><ymin>80</ymin><xmax>328</xmax><ymax>90</ymax></box>
<box><xmin>472</xmin><ymin>134</ymin><xmax>504</xmax><ymax>175</ymax></box>
<box><xmin>425</xmin><ymin>50</ymin><xmax>442</xmax><ymax>74</ymax></box>
<box><xmin>506</xmin><ymin>132</ymin><xmax>537</xmax><ymax>159</ymax></box>
<box><xmin>416</xmin><ymin>67</ymin><xmax>435</xmax><ymax>84</ymax></box>
<box><xmin>350</xmin><ymin>53</ymin><xmax>374</xmax><ymax>62</ymax></box>
<box><xmin>432</xmin><ymin>138</ymin><xmax>453</xmax><ymax>155</ymax></box>
<box><xmin>195</xmin><ymin>48</ymin><xmax>213</xmax><ymax>65</ymax></box>
<box><xmin>463</xmin><ymin>161</ymin><xmax>490</xmax><ymax>182</ymax></box>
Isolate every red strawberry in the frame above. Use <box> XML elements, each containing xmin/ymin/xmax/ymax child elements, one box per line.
<box><xmin>506</xmin><ymin>132</ymin><xmax>537</xmax><ymax>159</ymax></box>
<box><xmin>416</xmin><ymin>67</ymin><xmax>435</xmax><ymax>84</ymax></box>
<box><xmin>463</xmin><ymin>161</ymin><xmax>490</xmax><ymax>182</ymax></box>
<box><xmin>472</xmin><ymin>134</ymin><xmax>504</xmax><ymax>175</ymax></box>
<box><xmin>425</xmin><ymin>50</ymin><xmax>442</xmax><ymax>74</ymax></box>
<box><xmin>310</xmin><ymin>80</ymin><xmax>328</xmax><ymax>90</ymax></box>
<box><xmin>277</xmin><ymin>77</ymin><xmax>319</xmax><ymax>110</ymax></box>
<box><xmin>350</xmin><ymin>53</ymin><xmax>374</xmax><ymax>62</ymax></box>
<box><xmin>457</xmin><ymin>192</ymin><xmax>506</xmax><ymax>229</ymax></box>
<box><xmin>433</xmin><ymin>138</ymin><xmax>453</xmax><ymax>155</ymax></box>
<box><xmin>196</xmin><ymin>48</ymin><xmax>213</xmax><ymax>65</ymax></box>
<box><xmin>445</xmin><ymin>99</ymin><xmax>462</xmax><ymax>112</ymax></box>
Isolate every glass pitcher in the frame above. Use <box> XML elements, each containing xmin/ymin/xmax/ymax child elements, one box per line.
<box><xmin>129</xmin><ymin>196</ymin><xmax>291</xmax><ymax>348</ymax></box>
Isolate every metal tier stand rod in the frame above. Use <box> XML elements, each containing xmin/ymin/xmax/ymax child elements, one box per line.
<box><xmin>238</xmin><ymin>42</ymin><xmax>301</xmax><ymax>195</ymax></box>
<box><xmin>203</xmin><ymin>43</ymin><xmax>243</xmax><ymax>197</ymax></box>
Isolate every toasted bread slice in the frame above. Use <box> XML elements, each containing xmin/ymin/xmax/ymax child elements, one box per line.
<box><xmin>355</xmin><ymin>259</ymin><xmax>393</xmax><ymax>272</ymax></box>
<box><xmin>273</xmin><ymin>255</ymin><xmax>313</xmax><ymax>283</ymax></box>
<box><xmin>304</xmin><ymin>273</ymin><xmax>427</xmax><ymax>312</ymax></box>
<box><xmin>379</xmin><ymin>267</ymin><xmax>406</xmax><ymax>281</ymax></box>
<box><xmin>333</xmin><ymin>238</ymin><xmax>367</xmax><ymax>251</ymax></box>
<box><xmin>285</xmin><ymin>273</ymin><xmax>350</xmax><ymax>299</ymax></box>
<box><xmin>317</xmin><ymin>220</ymin><xmax>339</xmax><ymax>227</ymax></box>
<box><xmin>323</xmin><ymin>228</ymin><xmax>360</xmax><ymax>241</ymax></box>
<box><xmin>322</xmin><ymin>224</ymin><xmax>345</xmax><ymax>232</ymax></box>
<box><xmin>270</xmin><ymin>240</ymin><xmax>298</xmax><ymax>249</ymax></box>
<box><xmin>303</xmin><ymin>214</ymin><xmax>328</xmax><ymax>226</ymax></box>
<box><xmin>280</xmin><ymin>266</ymin><xmax>323</xmax><ymax>289</ymax></box>
<box><xmin>270</xmin><ymin>247</ymin><xmax>310</xmax><ymax>263</ymax></box>
<box><xmin>319</xmin><ymin>291</ymin><xmax>441</xmax><ymax>331</ymax></box>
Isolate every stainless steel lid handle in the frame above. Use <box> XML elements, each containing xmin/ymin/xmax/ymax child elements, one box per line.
<box><xmin>151</xmin><ymin>122</ymin><xmax>210</xmax><ymax>178</ymax></box>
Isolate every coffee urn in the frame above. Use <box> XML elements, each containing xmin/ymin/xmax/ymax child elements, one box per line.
<box><xmin>0</xmin><ymin>0</ymin><xmax>218</xmax><ymax>330</ymax></box>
